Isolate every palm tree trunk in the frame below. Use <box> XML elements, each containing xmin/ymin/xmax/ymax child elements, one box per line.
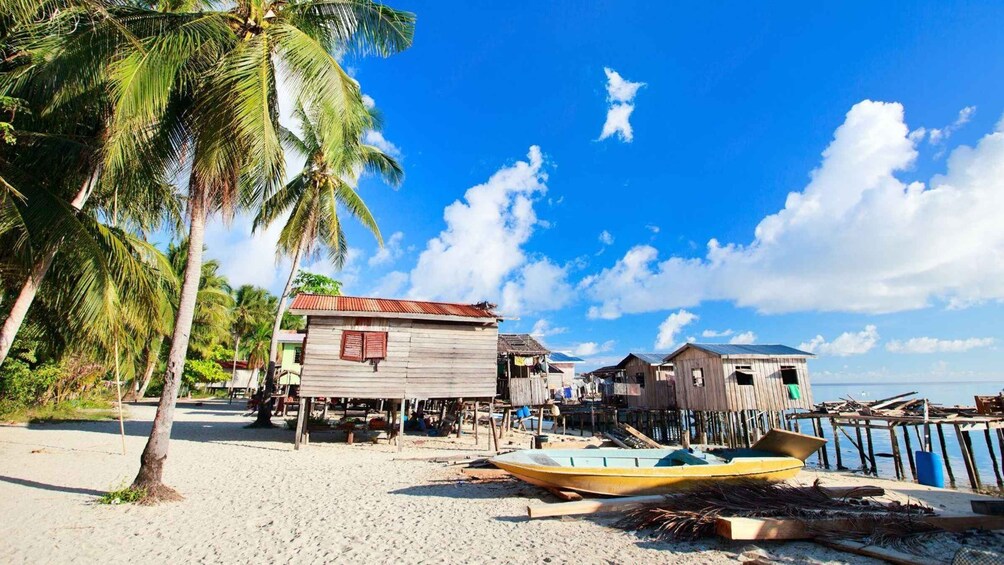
<box><xmin>136</xmin><ymin>336</ymin><xmax>163</xmax><ymax>400</ymax></box>
<box><xmin>228</xmin><ymin>336</ymin><xmax>240</xmax><ymax>404</ymax></box>
<box><xmin>252</xmin><ymin>238</ymin><xmax>304</xmax><ymax>427</ymax></box>
<box><xmin>131</xmin><ymin>193</ymin><xmax>207</xmax><ymax>500</ymax></box>
<box><xmin>0</xmin><ymin>169</ymin><xmax>99</xmax><ymax>367</ymax></box>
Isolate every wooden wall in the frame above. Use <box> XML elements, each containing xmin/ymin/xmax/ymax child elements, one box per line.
<box><xmin>673</xmin><ymin>348</ymin><xmax>814</xmax><ymax>411</ymax></box>
<box><xmin>299</xmin><ymin>316</ymin><xmax>497</xmax><ymax>399</ymax></box>
<box><xmin>623</xmin><ymin>357</ymin><xmax>677</xmax><ymax>409</ymax></box>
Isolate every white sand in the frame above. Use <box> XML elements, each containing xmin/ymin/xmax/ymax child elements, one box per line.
<box><xmin>0</xmin><ymin>400</ymin><xmax>896</xmax><ymax>564</ymax></box>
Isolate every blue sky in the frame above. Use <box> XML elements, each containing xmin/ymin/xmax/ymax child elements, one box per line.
<box><xmin>201</xmin><ymin>2</ymin><xmax>1004</xmax><ymax>383</ymax></box>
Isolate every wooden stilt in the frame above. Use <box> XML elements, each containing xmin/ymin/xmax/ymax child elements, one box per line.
<box><xmin>489</xmin><ymin>400</ymin><xmax>500</xmax><ymax>454</ymax></box>
<box><xmin>983</xmin><ymin>427</ymin><xmax>1004</xmax><ymax>489</ymax></box>
<box><xmin>830</xmin><ymin>418</ymin><xmax>844</xmax><ymax>470</ymax></box>
<box><xmin>901</xmin><ymin>424</ymin><xmax>917</xmax><ymax>481</ymax></box>
<box><xmin>398</xmin><ymin>397</ymin><xmax>406</xmax><ymax>452</ymax></box>
<box><xmin>936</xmin><ymin>424</ymin><xmax>957</xmax><ymax>487</ymax></box>
<box><xmin>955</xmin><ymin>424</ymin><xmax>980</xmax><ymax>490</ymax></box>
<box><xmin>889</xmin><ymin>425</ymin><xmax>904</xmax><ymax>480</ymax></box>
<box><xmin>812</xmin><ymin>419</ymin><xmax>830</xmax><ymax>469</ymax></box>
<box><xmin>294</xmin><ymin>397</ymin><xmax>307</xmax><ymax>450</ymax></box>
<box><xmin>473</xmin><ymin>401</ymin><xmax>479</xmax><ymax>445</ymax></box>
<box><xmin>854</xmin><ymin>424</ymin><xmax>867</xmax><ymax>471</ymax></box>
<box><xmin>865</xmin><ymin>424</ymin><xmax>877</xmax><ymax>475</ymax></box>
<box><xmin>590</xmin><ymin>406</ymin><xmax>596</xmax><ymax>436</ymax></box>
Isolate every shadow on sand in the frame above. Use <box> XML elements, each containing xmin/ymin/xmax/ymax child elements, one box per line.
<box><xmin>0</xmin><ymin>475</ymin><xmax>106</xmax><ymax>497</ymax></box>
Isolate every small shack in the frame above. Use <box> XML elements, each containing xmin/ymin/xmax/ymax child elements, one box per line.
<box><xmin>289</xmin><ymin>295</ymin><xmax>499</xmax><ymax>445</ymax></box>
<box><xmin>614</xmin><ymin>353</ymin><xmax>677</xmax><ymax>409</ymax></box>
<box><xmin>497</xmin><ymin>334</ymin><xmax>551</xmax><ymax>406</ymax></box>
<box><xmin>666</xmin><ymin>343</ymin><xmax>814</xmax><ymax>412</ymax></box>
<box><xmin>548</xmin><ymin>352</ymin><xmax>583</xmax><ymax>400</ymax></box>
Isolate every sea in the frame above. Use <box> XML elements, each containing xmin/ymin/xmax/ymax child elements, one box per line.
<box><xmin>808</xmin><ymin>381</ymin><xmax>1003</xmax><ymax>488</ymax></box>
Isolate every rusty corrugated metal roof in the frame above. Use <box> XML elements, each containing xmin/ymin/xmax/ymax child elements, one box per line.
<box><xmin>497</xmin><ymin>334</ymin><xmax>550</xmax><ymax>355</ymax></box>
<box><xmin>289</xmin><ymin>294</ymin><xmax>497</xmax><ymax>319</ymax></box>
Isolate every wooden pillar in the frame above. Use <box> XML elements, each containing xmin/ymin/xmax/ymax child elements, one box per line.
<box><xmin>456</xmin><ymin>398</ymin><xmax>464</xmax><ymax>439</ymax></box>
<box><xmin>901</xmin><ymin>423</ymin><xmax>917</xmax><ymax>481</ymax></box>
<box><xmin>954</xmin><ymin>424</ymin><xmax>980</xmax><ymax>490</ymax></box>
<box><xmin>830</xmin><ymin>418</ymin><xmax>843</xmax><ymax>470</ymax></box>
<box><xmin>936</xmin><ymin>423</ymin><xmax>957</xmax><ymax>488</ymax></box>
<box><xmin>889</xmin><ymin>425</ymin><xmax>904</xmax><ymax>480</ymax></box>
<box><xmin>293</xmin><ymin>397</ymin><xmax>307</xmax><ymax>450</ymax></box>
<box><xmin>537</xmin><ymin>406</ymin><xmax>545</xmax><ymax>439</ymax></box>
<box><xmin>473</xmin><ymin>401</ymin><xmax>479</xmax><ymax>445</ymax></box>
<box><xmin>865</xmin><ymin>423</ymin><xmax>877</xmax><ymax>475</ymax></box>
<box><xmin>983</xmin><ymin>427</ymin><xmax>1004</xmax><ymax>489</ymax></box>
<box><xmin>398</xmin><ymin>397</ymin><xmax>406</xmax><ymax>452</ymax></box>
<box><xmin>488</xmin><ymin>399</ymin><xmax>500</xmax><ymax>454</ymax></box>
<box><xmin>854</xmin><ymin>424</ymin><xmax>868</xmax><ymax>471</ymax></box>
<box><xmin>813</xmin><ymin>418</ymin><xmax>829</xmax><ymax>469</ymax></box>
<box><xmin>681</xmin><ymin>410</ymin><xmax>690</xmax><ymax>449</ymax></box>
<box><xmin>590</xmin><ymin>405</ymin><xmax>596</xmax><ymax>436</ymax></box>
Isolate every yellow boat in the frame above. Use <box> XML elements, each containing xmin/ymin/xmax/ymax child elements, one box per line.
<box><xmin>490</xmin><ymin>429</ymin><xmax>825</xmax><ymax>496</ymax></box>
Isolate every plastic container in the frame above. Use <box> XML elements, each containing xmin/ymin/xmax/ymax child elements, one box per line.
<box><xmin>916</xmin><ymin>451</ymin><xmax>945</xmax><ymax>488</ymax></box>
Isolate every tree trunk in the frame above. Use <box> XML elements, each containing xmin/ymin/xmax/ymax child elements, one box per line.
<box><xmin>252</xmin><ymin>239</ymin><xmax>304</xmax><ymax>427</ymax></box>
<box><xmin>131</xmin><ymin>194</ymin><xmax>207</xmax><ymax>500</ymax></box>
<box><xmin>0</xmin><ymin>170</ymin><xmax>99</xmax><ymax>367</ymax></box>
<box><xmin>135</xmin><ymin>336</ymin><xmax>163</xmax><ymax>400</ymax></box>
<box><xmin>227</xmin><ymin>336</ymin><xmax>240</xmax><ymax>404</ymax></box>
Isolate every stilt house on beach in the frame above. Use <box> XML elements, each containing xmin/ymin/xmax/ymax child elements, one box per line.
<box><xmin>666</xmin><ymin>344</ymin><xmax>814</xmax><ymax>412</ymax></box>
<box><xmin>497</xmin><ymin>334</ymin><xmax>551</xmax><ymax>407</ymax></box>
<box><xmin>288</xmin><ymin>294</ymin><xmax>499</xmax><ymax>404</ymax></box>
<box><xmin>614</xmin><ymin>353</ymin><xmax>677</xmax><ymax>410</ymax></box>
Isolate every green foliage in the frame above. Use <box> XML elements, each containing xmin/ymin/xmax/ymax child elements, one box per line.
<box><xmin>291</xmin><ymin>271</ymin><xmax>342</xmax><ymax>296</ymax></box>
<box><xmin>97</xmin><ymin>485</ymin><xmax>146</xmax><ymax>505</ymax></box>
<box><xmin>181</xmin><ymin>358</ymin><xmax>229</xmax><ymax>387</ymax></box>
<box><xmin>0</xmin><ymin>359</ymin><xmax>57</xmax><ymax>408</ymax></box>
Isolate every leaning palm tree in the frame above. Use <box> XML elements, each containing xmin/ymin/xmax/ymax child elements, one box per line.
<box><xmin>250</xmin><ymin>99</ymin><xmax>402</xmax><ymax>426</ymax></box>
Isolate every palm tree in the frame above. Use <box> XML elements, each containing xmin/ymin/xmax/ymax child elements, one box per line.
<box><xmin>250</xmin><ymin>100</ymin><xmax>402</xmax><ymax>426</ymax></box>
<box><xmin>228</xmin><ymin>284</ymin><xmax>274</xmax><ymax>395</ymax></box>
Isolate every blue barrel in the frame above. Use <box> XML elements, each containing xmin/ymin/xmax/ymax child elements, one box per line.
<box><xmin>916</xmin><ymin>451</ymin><xmax>945</xmax><ymax>488</ymax></box>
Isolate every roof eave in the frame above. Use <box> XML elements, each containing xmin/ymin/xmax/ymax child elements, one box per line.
<box><xmin>291</xmin><ymin>308</ymin><xmax>498</xmax><ymax>324</ymax></box>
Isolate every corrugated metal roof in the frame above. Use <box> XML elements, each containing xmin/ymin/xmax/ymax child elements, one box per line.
<box><xmin>549</xmin><ymin>352</ymin><xmax>584</xmax><ymax>362</ymax></box>
<box><xmin>276</xmin><ymin>330</ymin><xmax>305</xmax><ymax>343</ymax></box>
<box><xmin>632</xmin><ymin>353</ymin><xmax>669</xmax><ymax>365</ymax></box>
<box><xmin>666</xmin><ymin>343</ymin><xmax>814</xmax><ymax>360</ymax></box>
<box><xmin>498</xmin><ymin>334</ymin><xmax>550</xmax><ymax>355</ymax></box>
<box><xmin>289</xmin><ymin>294</ymin><xmax>497</xmax><ymax>319</ymax></box>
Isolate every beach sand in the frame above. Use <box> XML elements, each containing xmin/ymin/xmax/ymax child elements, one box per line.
<box><xmin>1</xmin><ymin>399</ymin><xmax>979</xmax><ymax>564</ymax></box>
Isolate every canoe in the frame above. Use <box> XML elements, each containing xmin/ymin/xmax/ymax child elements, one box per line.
<box><xmin>490</xmin><ymin>428</ymin><xmax>825</xmax><ymax>496</ymax></box>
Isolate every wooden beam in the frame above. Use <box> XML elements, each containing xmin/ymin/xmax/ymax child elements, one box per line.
<box><xmin>716</xmin><ymin>514</ymin><xmax>1004</xmax><ymax>541</ymax></box>
<box><xmin>545</xmin><ymin>487</ymin><xmax>583</xmax><ymax>502</ymax></box>
<box><xmin>461</xmin><ymin>468</ymin><xmax>510</xmax><ymax>480</ymax></box>
<box><xmin>816</xmin><ymin>540</ymin><xmax>929</xmax><ymax>565</ymax></box>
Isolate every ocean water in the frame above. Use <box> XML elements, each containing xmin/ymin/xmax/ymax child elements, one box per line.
<box><xmin>808</xmin><ymin>381</ymin><xmax>1003</xmax><ymax>488</ymax></box>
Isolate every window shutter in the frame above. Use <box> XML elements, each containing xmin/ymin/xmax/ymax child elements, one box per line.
<box><xmin>364</xmin><ymin>331</ymin><xmax>388</xmax><ymax>359</ymax></box>
<box><xmin>340</xmin><ymin>331</ymin><xmax>364</xmax><ymax>361</ymax></box>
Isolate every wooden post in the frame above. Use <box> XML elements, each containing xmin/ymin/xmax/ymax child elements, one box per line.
<box><xmin>590</xmin><ymin>405</ymin><xmax>596</xmax><ymax>436</ymax></box>
<box><xmin>854</xmin><ymin>424</ymin><xmax>868</xmax><ymax>471</ymax></box>
<box><xmin>865</xmin><ymin>423</ymin><xmax>877</xmax><ymax>475</ymax></box>
<box><xmin>936</xmin><ymin>423</ymin><xmax>957</xmax><ymax>487</ymax></box>
<box><xmin>812</xmin><ymin>419</ymin><xmax>829</xmax><ymax>469</ymax></box>
<box><xmin>473</xmin><ymin>401</ymin><xmax>479</xmax><ymax>445</ymax></box>
<box><xmin>681</xmin><ymin>410</ymin><xmax>690</xmax><ymax>449</ymax></box>
<box><xmin>955</xmin><ymin>424</ymin><xmax>980</xmax><ymax>490</ymax></box>
<box><xmin>983</xmin><ymin>427</ymin><xmax>1004</xmax><ymax>489</ymax></box>
<box><xmin>294</xmin><ymin>396</ymin><xmax>307</xmax><ymax>450</ymax></box>
<box><xmin>830</xmin><ymin>418</ymin><xmax>843</xmax><ymax>470</ymax></box>
<box><xmin>901</xmin><ymin>423</ymin><xmax>917</xmax><ymax>481</ymax></box>
<box><xmin>739</xmin><ymin>411</ymin><xmax>750</xmax><ymax>448</ymax></box>
<box><xmin>489</xmin><ymin>400</ymin><xmax>500</xmax><ymax>454</ymax></box>
<box><xmin>889</xmin><ymin>425</ymin><xmax>904</xmax><ymax>480</ymax></box>
<box><xmin>398</xmin><ymin>397</ymin><xmax>406</xmax><ymax>452</ymax></box>
<box><xmin>456</xmin><ymin>398</ymin><xmax>464</xmax><ymax>439</ymax></box>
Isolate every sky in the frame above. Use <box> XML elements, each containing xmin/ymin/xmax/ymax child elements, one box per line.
<box><xmin>196</xmin><ymin>1</ymin><xmax>1004</xmax><ymax>384</ymax></box>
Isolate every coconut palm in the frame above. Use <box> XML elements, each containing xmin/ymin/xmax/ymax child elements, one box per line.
<box><xmin>250</xmin><ymin>99</ymin><xmax>401</xmax><ymax>426</ymax></box>
<box><xmin>227</xmin><ymin>284</ymin><xmax>274</xmax><ymax>392</ymax></box>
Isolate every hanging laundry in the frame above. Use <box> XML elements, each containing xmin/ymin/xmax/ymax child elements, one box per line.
<box><xmin>786</xmin><ymin>384</ymin><xmax>801</xmax><ymax>400</ymax></box>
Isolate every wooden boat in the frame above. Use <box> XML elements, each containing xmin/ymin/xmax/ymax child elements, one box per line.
<box><xmin>490</xmin><ymin>429</ymin><xmax>825</xmax><ymax>496</ymax></box>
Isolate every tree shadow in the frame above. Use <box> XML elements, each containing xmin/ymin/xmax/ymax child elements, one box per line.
<box><xmin>0</xmin><ymin>475</ymin><xmax>105</xmax><ymax>497</ymax></box>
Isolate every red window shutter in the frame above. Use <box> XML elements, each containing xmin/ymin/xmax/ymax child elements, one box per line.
<box><xmin>340</xmin><ymin>330</ymin><xmax>364</xmax><ymax>361</ymax></box>
<box><xmin>363</xmin><ymin>331</ymin><xmax>388</xmax><ymax>359</ymax></box>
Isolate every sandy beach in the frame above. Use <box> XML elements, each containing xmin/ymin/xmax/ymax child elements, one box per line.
<box><xmin>1</xmin><ymin>400</ymin><xmax>994</xmax><ymax>565</ymax></box>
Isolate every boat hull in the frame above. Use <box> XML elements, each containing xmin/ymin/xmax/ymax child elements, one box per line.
<box><xmin>491</xmin><ymin>453</ymin><xmax>804</xmax><ymax>496</ymax></box>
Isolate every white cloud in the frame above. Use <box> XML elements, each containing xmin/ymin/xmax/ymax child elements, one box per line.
<box><xmin>646</xmin><ymin>225</ymin><xmax>660</xmax><ymax>234</ymax></box>
<box><xmin>654</xmin><ymin>309</ymin><xmax>698</xmax><ymax>350</ymax></box>
<box><xmin>408</xmin><ymin>147</ymin><xmax>569</xmax><ymax>315</ymax></box>
<box><xmin>886</xmin><ymin>336</ymin><xmax>994</xmax><ymax>354</ymax></box>
<box><xmin>598</xmin><ymin>230</ymin><xmax>614</xmax><ymax>245</ymax></box>
<box><xmin>927</xmin><ymin>105</ymin><xmax>975</xmax><ymax>145</ymax></box>
<box><xmin>364</xmin><ymin>130</ymin><xmax>401</xmax><ymax>159</ymax></box>
<box><xmin>729</xmin><ymin>331</ymin><xmax>757</xmax><ymax>345</ymax></box>
<box><xmin>570</xmin><ymin>340</ymin><xmax>616</xmax><ymax>357</ymax></box>
<box><xmin>369</xmin><ymin>270</ymin><xmax>409</xmax><ymax>297</ymax></box>
<box><xmin>204</xmin><ymin>213</ymin><xmax>286</xmax><ymax>291</ymax></box>
<box><xmin>702</xmin><ymin>329</ymin><xmax>734</xmax><ymax>338</ymax></box>
<box><xmin>799</xmin><ymin>325</ymin><xmax>879</xmax><ymax>357</ymax></box>
<box><xmin>530</xmin><ymin>319</ymin><xmax>568</xmax><ymax>339</ymax></box>
<box><xmin>583</xmin><ymin>100</ymin><xmax>1004</xmax><ymax>316</ymax></box>
<box><xmin>598</xmin><ymin>67</ymin><xmax>645</xmax><ymax>143</ymax></box>
<box><xmin>368</xmin><ymin>231</ymin><xmax>405</xmax><ymax>267</ymax></box>
<box><xmin>361</xmin><ymin>94</ymin><xmax>376</xmax><ymax>109</ymax></box>
<box><xmin>301</xmin><ymin>247</ymin><xmax>363</xmax><ymax>293</ymax></box>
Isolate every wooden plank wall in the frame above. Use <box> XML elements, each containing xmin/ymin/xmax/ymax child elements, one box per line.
<box><xmin>299</xmin><ymin>316</ymin><xmax>497</xmax><ymax>399</ymax></box>
<box><xmin>624</xmin><ymin>358</ymin><xmax>676</xmax><ymax>409</ymax></box>
<box><xmin>673</xmin><ymin>348</ymin><xmax>729</xmax><ymax>411</ymax></box>
<box><xmin>720</xmin><ymin>357</ymin><xmax>814</xmax><ymax>411</ymax></box>
<box><xmin>509</xmin><ymin>376</ymin><xmax>548</xmax><ymax>406</ymax></box>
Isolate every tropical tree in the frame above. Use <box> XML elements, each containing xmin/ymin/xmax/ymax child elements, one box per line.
<box><xmin>250</xmin><ymin>100</ymin><xmax>401</xmax><ymax>426</ymax></box>
<box><xmin>227</xmin><ymin>284</ymin><xmax>273</xmax><ymax>391</ymax></box>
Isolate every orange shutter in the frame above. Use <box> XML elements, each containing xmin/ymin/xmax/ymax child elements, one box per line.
<box><xmin>340</xmin><ymin>330</ymin><xmax>364</xmax><ymax>361</ymax></box>
<box><xmin>364</xmin><ymin>331</ymin><xmax>388</xmax><ymax>359</ymax></box>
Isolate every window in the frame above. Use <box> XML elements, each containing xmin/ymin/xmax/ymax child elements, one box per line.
<box><xmin>735</xmin><ymin>365</ymin><xmax>754</xmax><ymax>386</ymax></box>
<box><xmin>340</xmin><ymin>331</ymin><xmax>364</xmax><ymax>361</ymax></box>
<box><xmin>363</xmin><ymin>331</ymin><xmax>388</xmax><ymax>360</ymax></box>
<box><xmin>340</xmin><ymin>330</ymin><xmax>388</xmax><ymax>362</ymax></box>
<box><xmin>691</xmin><ymin>368</ymin><xmax>705</xmax><ymax>387</ymax></box>
<box><xmin>635</xmin><ymin>372</ymin><xmax>645</xmax><ymax>388</ymax></box>
<box><xmin>293</xmin><ymin>346</ymin><xmax>303</xmax><ymax>364</ymax></box>
<box><xmin>780</xmin><ymin>365</ymin><xmax>799</xmax><ymax>385</ymax></box>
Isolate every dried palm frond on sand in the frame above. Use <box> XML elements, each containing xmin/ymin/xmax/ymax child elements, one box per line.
<box><xmin>617</xmin><ymin>479</ymin><xmax>935</xmax><ymax>543</ymax></box>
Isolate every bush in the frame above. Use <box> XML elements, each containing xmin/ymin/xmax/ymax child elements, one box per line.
<box><xmin>98</xmin><ymin>485</ymin><xmax>147</xmax><ymax>505</ymax></box>
<box><xmin>182</xmin><ymin>358</ymin><xmax>229</xmax><ymax>387</ymax></box>
<box><xmin>0</xmin><ymin>359</ymin><xmax>60</xmax><ymax>407</ymax></box>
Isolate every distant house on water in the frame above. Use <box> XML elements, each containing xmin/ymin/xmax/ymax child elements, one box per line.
<box><xmin>614</xmin><ymin>353</ymin><xmax>677</xmax><ymax>410</ymax></box>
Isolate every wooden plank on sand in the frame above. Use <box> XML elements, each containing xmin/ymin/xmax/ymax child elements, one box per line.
<box><xmin>545</xmin><ymin>487</ymin><xmax>583</xmax><ymax>502</ymax></box>
<box><xmin>817</xmin><ymin>540</ymin><xmax>929</xmax><ymax>565</ymax></box>
<box><xmin>461</xmin><ymin>468</ymin><xmax>510</xmax><ymax>479</ymax></box>
<box><xmin>716</xmin><ymin>514</ymin><xmax>1004</xmax><ymax>541</ymax></box>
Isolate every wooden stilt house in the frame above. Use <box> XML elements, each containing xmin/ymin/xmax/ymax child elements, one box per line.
<box><xmin>666</xmin><ymin>344</ymin><xmax>814</xmax><ymax>412</ymax></box>
<box><xmin>615</xmin><ymin>353</ymin><xmax>677</xmax><ymax>409</ymax></box>
<box><xmin>497</xmin><ymin>334</ymin><xmax>551</xmax><ymax>407</ymax></box>
<box><xmin>288</xmin><ymin>295</ymin><xmax>499</xmax><ymax>446</ymax></box>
